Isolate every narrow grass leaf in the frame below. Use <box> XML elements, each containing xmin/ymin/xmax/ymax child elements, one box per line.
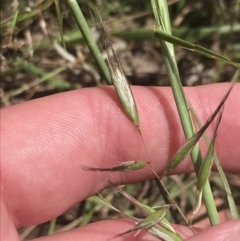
<box><xmin>164</xmin><ymin>83</ymin><xmax>235</xmax><ymax>175</ymax></box>
<box><xmin>1</xmin><ymin>0</ymin><xmax>54</xmax><ymax>28</ymax></box>
<box><xmin>47</xmin><ymin>218</ymin><xmax>57</xmax><ymax>235</ymax></box>
<box><xmin>8</xmin><ymin>1</ymin><xmax>19</xmax><ymax>43</ymax></box>
<box><xmin>7</xmin><ymin>62</ymin><xmax>66</xmax><ymax>98</ymax></box>
<box><xmin>96</xmin><ymin>193</ymin><xmax>123</xmax><ymax>214</ymax></box>
<box><xmin>153</xmin><ymin>29</ymin><xmax>240</xmax><ymax>68</ymax></box>
<box><xmin>54</xmin><ymin>0</ymin><xmax>66</xmax><ymax>49</ymax></box>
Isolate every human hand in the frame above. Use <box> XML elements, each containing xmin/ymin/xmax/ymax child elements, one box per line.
<box><xmin>1</xmin><ymin>83</ymin><xmax>240</xmax><ymax>241</ymax></box>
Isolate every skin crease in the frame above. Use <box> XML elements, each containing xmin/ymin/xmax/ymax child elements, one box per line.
<box><xmin>1</xmin><ymin>83</ymin><xmax>240</xmax><ymax>241</ymax></box>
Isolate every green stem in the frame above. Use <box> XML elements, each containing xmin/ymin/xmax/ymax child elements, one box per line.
<box><xmin>151</xmin><ymin>0</ymin><xmax>219</xmax><ymax>225</ymax></box>
<box><xmin>67</xmin><ymin>0</ymin><xmax>111</xmax><ymax>84</ymax></box>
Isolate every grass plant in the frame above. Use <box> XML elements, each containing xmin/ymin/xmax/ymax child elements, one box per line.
<box><xmin>1</xmin><ymin>0</ymin><xmax>239</xmax><ymax>240</ymax></box>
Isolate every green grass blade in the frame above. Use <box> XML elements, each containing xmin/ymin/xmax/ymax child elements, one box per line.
<box><xmin>7</xmin><ymin>61</ymin><xmax>66</xmax><ymax>98</ymax></box>
<box><xmin>150</xmin><ymin>0</ymin><xmax>220</xmax><ymax>225</ymax></box>
<box><xmin>153</xmin><ymin>29</ymin><xmax>240</xmax><ymax>68</ymax></box>
<box><xmin>150</xmin><ymin>0</ymin><xmax>198</xmax><ymax>161</ymax></box>
<box><xmin>47</xmin><ymin>24</ymin><xmax>240</xmax><ymax>48</ymax></box>
<box><xmin>54</xmin><ymin>0</ymin><xmax>66</xmax><ymax>49</ymax></box>
<box><xmin>66</xmin><ymin>0</ymin><xmax>111</xmax><ymax>84</ymax></box>
<box><xmin>8</xmin><ymin>2</ymin><xmax>20</xmax><ymax>43</ymax></box>
<box><xmin>47</xmin><ymin>218</ymin><xmax>57</xmax><ymax>235</ymax></box>
<box><xmin>1</xmin><ymin>0</ymin><xmax>54</xmax><ymax>28</ymax></box>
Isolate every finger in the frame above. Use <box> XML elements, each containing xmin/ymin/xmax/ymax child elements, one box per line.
<box><xmin>186</xmin><ymin>219</ymin><xmax>240</xmax><ymax>241</ymax></box>
<box><xmin>1</xmin><ymin>84</ymin><xmax>240</xmax><ymax>227</ymax></box>
<box><xmin>25</xmin><ymin>219</ymin><xmax>240</xmax><ymax>241</ymax></box>
<box><xmin>29</xmin><ymin>219</ymin><xmax>193</xmax><ymax>241</ymax></box>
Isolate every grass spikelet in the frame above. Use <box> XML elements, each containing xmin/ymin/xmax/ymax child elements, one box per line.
<box><xmin>164</xmin><ymin>82</ymin><xmax>235</xmax><ymax>175</ymax></box>
<box><xmin>190</xmin><ymin>106</ymin><xmax>224</xmax><ymax>224</ymax></box>
<box><xmin>107</xmin><ymin>207</ymin><xmax>171</xmax><ymax>241</ymax></box>
<box><xmin>92</xmin><ymin>8</ymin><xmax>140</xmax><ymax>130</ymax></box>
<box><xmin>82</xmin><ymin>160</ymin><xmax>149</xmax><ymax>172</ymax></box>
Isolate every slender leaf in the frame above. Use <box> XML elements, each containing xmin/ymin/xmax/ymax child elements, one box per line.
<box><xmin>1</xmin><ymin>0</ymin><xmax>54</xmax><ymax>28</ymax></box>
<box><xmin>8</xmin><ymin>1</ymin><xmax>19</xmax><ymax>43</ymax></box>
<box><xmin>54</xmin><ymin>0</ymin><xmax>66</xmax><ymax>49</ymax></box>
<box><xmin>153</xmin><ymin>29</ymin><xmax>240</xmax><ymax>68</ymax></box>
